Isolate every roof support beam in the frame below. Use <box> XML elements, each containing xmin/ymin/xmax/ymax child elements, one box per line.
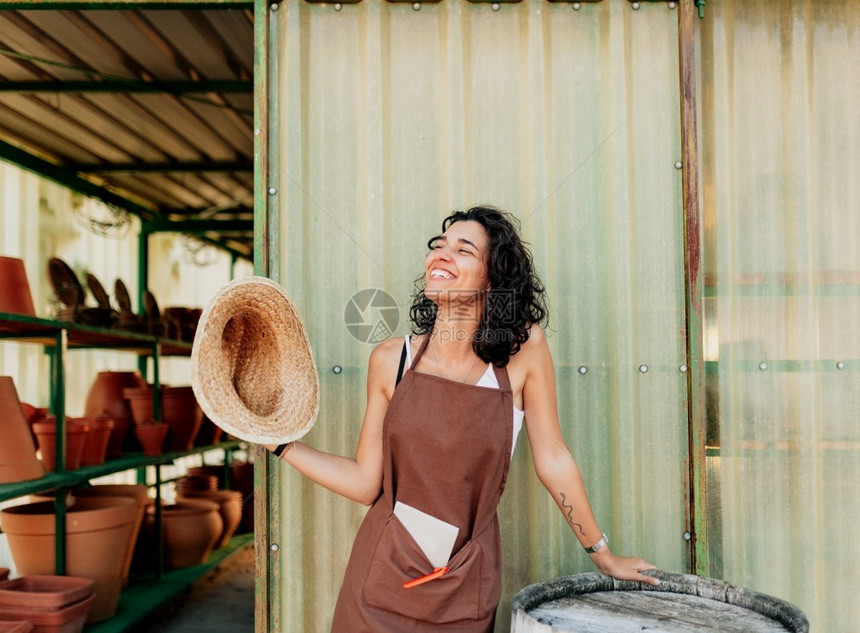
<box><xmin>69</xmin><ymin>161</ymin><xmax>252</xmax><ymax>173</ymax></box>
<box><xmin>0</xmin><ymin>80</ymin><xmax>253</xmax><ymax>94</ymax></box>
<box><xmin>142</xmin><ymin>218</ymin><xmax>253</xmax><ymax>233</ymax></box>
<box><xmin>0</xmin><ymin>138</ymin><xmax>156</xmax><ymax>220</ymax></box>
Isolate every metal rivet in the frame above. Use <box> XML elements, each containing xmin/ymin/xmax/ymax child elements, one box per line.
<box><xmin>254</xmin><ymin>128</ymin><xmax>261</xmax><ymax>136</ymax></box>
<box><xmin>492</xmin><ymin>3</ymin><xmax>500</xmax><ymax>11</ymax></box>
<box><xmin>674</xmin><ymin>160</ymin><xmax>683</xmax><ymax>169</ymax></box>
<box><xmin>679</xmin><ymin>364</ymin><xmax>688</xmax><ymax>373</ymax></box>
<box><xmin>683</xmin><ymin>532</ymin><xmax>692</xmax><ymax>541</ymax></box>
<box><xmin>572</xmin><ymin>2</ymin><xmax>581</xmax><ymax>9</ymax></box>
<box><xmin>333</xmin><ymin>365</ymin><xmax>343</xmax><ymax>374</ymax></box>
<box><xmin>412</xmin><ymin>1</ymin><xmax>421</xmax><ymax>9</ymax></box>
<box><xmin>267</xmin><ymin>187</ymin><xmax>277</xmax><ymax>195</ymax></box>
<box><xmin>334</xmin><ymin>2</ymin><xmax>343</xmax><ymax>10</ymax></box>
<box><xmin>639</xmin><ymin>364</ymin><xmax>648</xmax><ymax>373</ymax></box>
<box><xmin>270</xmin><ymin>2</ymin><xmax>279</xmax><ymax>11</ymax></box>
<box><xmin>578</xmin><ymin>366</ymin><xmax>588</xmax><ymax>375</ymax></box>
<box><xmin>759</xmin><ymin>362</ymin><xmax>768</xmax><ymax>371</ymax></box>
<box><xmin>668</xmin><ymin>1</ymin><xmax>677</xmax><ymax>8</ymax></box>
<box><xmin>270</xmin><ymin>543</ymin><xmax>280</xmax><ymax>551</ymax></box>
<box><xmin>836</xmin><ymin>361</ymin><xmax>845</xmax><ymax>370</ymax></box>
<box><xmin>631</xmin><ymin>2</ymin><xmax>640</xmax><ymax>9</ymax></box>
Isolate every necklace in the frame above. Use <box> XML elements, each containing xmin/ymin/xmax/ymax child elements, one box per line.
<box><xmin>429</xmin><ymin>333</ymin><xmax>480</xmax><ymax>383</ymax></box>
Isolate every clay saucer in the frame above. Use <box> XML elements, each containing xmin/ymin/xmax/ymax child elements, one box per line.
<box><xmin>114</xmin><ymin>279</ymin><xmax>133</xmax><ymax>313</ymax></box>
<box><xmin>47</xmin><ymin>258</ymin><xmax>84</xmax><ymax>308</ymax></box>
<box><xmin>86</xmin><ymin>273</ymin><xmax>112</xmax><ymax>310</ymax></box>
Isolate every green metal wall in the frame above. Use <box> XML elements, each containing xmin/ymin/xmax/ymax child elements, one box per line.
<box><xmin>263</xmin><ymin>1</ymin><xmax>690</xmax><ymax>631</ymax></box>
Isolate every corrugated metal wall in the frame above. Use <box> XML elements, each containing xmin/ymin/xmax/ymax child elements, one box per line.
<box><xmin>272</xmin><ymin>0</ymin><xmax>689</xmax><ymax>630</ymax></box>
<box><xmin>700</xmin><ymin>2</ymin><xmax>860</xmax><ymax>632</ymax></box>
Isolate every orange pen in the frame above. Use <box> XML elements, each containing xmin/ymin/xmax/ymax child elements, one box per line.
<box><xmin>402</xmin><ymin>566</ymin><xmax>450</xmax><ymax>589</ymax></box>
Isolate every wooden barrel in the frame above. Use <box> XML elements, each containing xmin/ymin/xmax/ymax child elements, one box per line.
<box><xmin>511</xmin><ymin>572</ymin><xmax>809</xmax><ymax>633</ymax></box>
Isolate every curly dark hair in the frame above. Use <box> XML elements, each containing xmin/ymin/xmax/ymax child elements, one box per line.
<box><xmin>409</xmin><ymin>206</ymin><xmax>549</xmax><ymax>367</ymax></box>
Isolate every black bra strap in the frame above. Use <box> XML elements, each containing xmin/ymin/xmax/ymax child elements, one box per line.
<box><xmin>395</xmin><ymin>340</ymin><xmax>408</xmax><ymax>387</ymax></box>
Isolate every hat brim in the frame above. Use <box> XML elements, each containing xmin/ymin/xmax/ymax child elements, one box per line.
<box><xmin>190</xmin><ymin>276</ymin><xmax>319</xmax><ymax>445</ymax></box>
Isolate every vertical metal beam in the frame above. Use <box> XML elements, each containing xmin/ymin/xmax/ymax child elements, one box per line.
<box><xmin>53</xmin><ymin>329</ymin><xmax>68</xmax><ymax>575</ymax></box>
<box><xmin>678</xmin><ymin>0</ymin><xmax>708</xmax><ymax>576</ymax></box>
<box><xmin>254</xmin><ymin>2</ymin><xmax>278</xmax><ymax>633</ymax></box>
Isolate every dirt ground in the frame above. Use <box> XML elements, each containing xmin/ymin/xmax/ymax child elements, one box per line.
<box><xmin>141</xmin><ymin>543</ymin><xmax>255</xmax><ymax>633</ymax></box>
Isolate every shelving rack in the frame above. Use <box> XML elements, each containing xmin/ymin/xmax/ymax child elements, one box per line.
<box><xmin>0</xmin><ymin>310</ymin><xmax>247</xmax><ymax>629</ymax></box>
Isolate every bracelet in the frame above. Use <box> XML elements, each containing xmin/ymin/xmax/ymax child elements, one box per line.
<box><xmin>273</xmin><ymin>442</ymin><xmax>295</xmax><ymax>459</ymax></box>
<box><xmin>584</xmin><ymin>533</ymin><xmax>608</xmax><ymax>554</ymax></box>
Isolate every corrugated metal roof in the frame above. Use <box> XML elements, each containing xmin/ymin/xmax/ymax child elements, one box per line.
<box><xmin>0</xmin><ymin>5</ymin><xmax>254</xmax><ymax>258</ymax></box>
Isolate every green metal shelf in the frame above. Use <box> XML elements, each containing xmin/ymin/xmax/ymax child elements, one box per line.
<box><xmin>0</xmin><ymin>441</ymin><xmax>244</xmax><ymax>503</ymax></box>
<box><xmin>82</xmin><ymin>533</ymin><xmax>254</xmax><ymax>633</ymax></box>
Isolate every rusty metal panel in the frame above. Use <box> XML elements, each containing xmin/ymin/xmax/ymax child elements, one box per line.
<box><xmin>269</xmin><ymin>0</ymin><xmax>689</xmax><ymax>631</ymax></box>
<box><xmin>700</xmin><ymin>1</ymin><xmax>860</xmax><ymax>632</ymax></box>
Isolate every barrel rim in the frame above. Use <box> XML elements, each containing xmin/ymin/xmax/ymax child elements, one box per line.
<box><xmin>511</xmin><ymin>571</ymin><xmax>809</xmax><ymax>633</ymax></box>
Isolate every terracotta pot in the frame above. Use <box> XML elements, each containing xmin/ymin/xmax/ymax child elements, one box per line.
<box><xmin>177</xmin><ymin>490</ymin><xmax>243</xmax><ymax>548</ymax></box>
<box><xmin>0</xmin><ymin>594</ymin><xmax>93</xmax><ymax>632</ymax></box>
<box><xmin>174</xmin><ymin>475</ymin><xmax>218</xmax><ymax>495</ymax></box>
<box><xmin>66</xmin><ymin>485</ymin><xmax>150</xmax><ymax>587</ymax></box>
<box><xmin>153</xmin><ymin>499</ymin><xmax>222</xmax><ymax>569</ymax></box>
<box><xmin>122</xmin><ymin>386</ymin><xmax>154</xmax><ymax>427</ymax></box>
<box><xmin>77</xmin><ymin>416</ymin><xmax>113</xmax><ymax>467</ymax></box>
<box><xmin>0</xmin><ymin>496</ymin><xmax>138</xmax><ymax>623</ymax></box>
<box><xmin>161</xmin><ymin>386</ymin><xmax>204</xmax><ymax>452</ymax></box>
<box><xmin>230</xmin><ymin>461</ymin><xmax>255</xmax><ymax>533</ymax></box>
<box><xmin>0</xmin><ymin>377</ymin><xmax>45</xmax><ymax>484</ymax></box>
<box><xmin>186</xmin><ymin>465</ymin><xmax>226</xmax><ymax>490</ymax></box>
<box><xmin>32</xmin><ymin>419</ymin><xmax>88</xmax><ymax>472</ymax></box>
<box><xmin>0</xmin><ymin>621</ymin><xmax>33</xmax><ymax>633</ymax></box>
<box><xmin>0</xmin><ymin>257</ymin><xmax>36</xmax><ymax>317</ymax></box>
<box><xmin>134</xmin><ymin>423</ymin><xmax>167</xmax><ymax>457</ymax></box>
<box><xmin>18</xmin><ymin>403</ymin><xmax>49</xmax><ymax>424</ymax></box>
<box><xmin>84</xmin><ymin>371</ymin><xmax>145</xmax><ymax>458</ymax></box>
<box><xmin>194</xmin><ymin>416</ymin><xmax>223</xmax><ymax>447</ymax></box>
<box><xmin>0</xmin><ymin>575</ymin><xmax>94</xmax><ymax>609</ymax></box>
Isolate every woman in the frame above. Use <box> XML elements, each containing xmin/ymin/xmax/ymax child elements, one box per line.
<box><xmin>266</xmin><ymin>206</ymin><xmax>658</xmax><ymax>632</ymax></box>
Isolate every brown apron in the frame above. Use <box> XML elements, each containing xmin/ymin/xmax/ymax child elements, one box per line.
<box><xmin>331</xmin><ymin>335</ymin><xmax>514</xmax><ymax>632</ymax></box>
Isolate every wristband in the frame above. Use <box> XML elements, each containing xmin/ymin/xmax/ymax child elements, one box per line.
<box><xmin>273</xmin><ymin>442</ymin><xmax>294</xmax><ymax>458</ymax></box>
<box><xmin>584</xmin><ymin>533</ymin><xmax>608</xmax><ymax>554</ymax></box>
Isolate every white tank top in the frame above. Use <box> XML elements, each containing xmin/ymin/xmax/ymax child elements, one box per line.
<box><xmin>405</xmin><ymin>336</ymin><xmax>524</xmax><ymax>457</ymax></box>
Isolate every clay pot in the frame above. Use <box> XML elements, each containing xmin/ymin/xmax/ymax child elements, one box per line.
<box><xmin>122</xmin><ymin>386</ymin><xmax>153</xmax><ymax>427</ymax></box>
<box><xmin>174</xmin><ymin>475</ymin><xmax>218</xmax><ymax>496</ymax></box>
<box><xmin>0</xmin><ymin>594</ymin><xmax>92</xmax><ymax>632</ymax></box>
<box><xmin>32</xmin><ymin>419</ymin><xmax>89</xmax><ymax>472</ymax></box>
<box><xmin>66</xmin><ymin>485</ymin><xmax>150</xmax><ymax>587</ymax></box>
<box><xmin>177</xmin><ymin>490</ymin><xmax>243</xmax><ymax>549</ymax></box>
<box><xmin>161</xmin><ymin>386</ymin><xmax>204</xmax><ymax>452</ymax></box>
<box><xmin>0</xmin><ymin>621</ymin><xmax>34</xmax><ymax>633</ymax></box>
<box><xmin>0</xmin><ymin>496</ymin><xmax>138</xmax><ymax>623</ymax></box>
<box><xmin>0</xmin><ymin>257</ymin><xmax>36</xmax><ymax>317</ymax></box>
<box><xmin>134</xmin><ymin>423</ymin><xmax>167</xmax><ymax>457</ymax></box>
<box><xmin>0</xmin><ymin>377</ymin><xmax>45</xmax><ymax>484</ymax></box>
<box><xmin>154</xmin><ymin>500</ymin><xmax>222</xmax><ymax>569</ymax></box>
<box><xmin>186</xmin><ymin>465</ymin><xmax>227</xmax><ymax>490</ymax></box>
<box><xmin>84</xmin><ymin>371</ymin><xmax>146</xmax><ymax>458</ymax></box>
<box><xmin>194</xmin><ymin>416</ymin><xmax>223</xmax><ymax>447</ymax></box>
<box><xmin>78</xmin><ymin>415</ymin><xmax>113</xmax><ymax>467</ymax></box>
<box><xmin>230</xmin><ymin>461</ymin><xmax>255</xmax><ymax>533</ymax></box>
<box><xmin>0</xmin><ymin>575</ymin><xmax>94</xmax><ymax>609</ymax></box>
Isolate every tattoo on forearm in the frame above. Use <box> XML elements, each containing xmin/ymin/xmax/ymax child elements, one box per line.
<box><xmin>559</xmin><ymin>491</ymin><xmax>585</xmax><ymax>536</ymax></box>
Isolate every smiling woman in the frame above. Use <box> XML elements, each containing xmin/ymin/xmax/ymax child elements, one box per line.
<box><xmin>264</xmin><ymin>205</ymin><xmax>658</xmax><ymax>633</ymax></box>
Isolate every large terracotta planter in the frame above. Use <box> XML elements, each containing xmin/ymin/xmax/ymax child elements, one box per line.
<box><xmin>0</xmin><ymin>496</ymin><xmax>138</xmax><ymax>623</ymax></box>
<box><xmin>0</xmin><ymin>257</ymin><xmax>36</xmax><ymax>317</ymax></box>
<box><xmin>84</xmin><ymin>371</ymin><xmax>145</xmax><ymax>458</ymax></box>
<box><xmin>65</xmin><ymin>485</ymin><xmax>150</xmax><ymax>587</ymax></box>
<box><xmin>177</xmin><ymin>490</ymin><xmax>243</xmax><ymax>548</ymax></box>
<box><xmin>153</xmin><ymin>500</ymin><xmax>222</xmax><ymax>569</ymax></box>
<box><xmin>0</xmin><ymin>377</ymin><xmax>44</xmax><ymax>484</ymax></box>
<box><xmin>0</xmin><ymin>621</ymin><xmax>33</xmax><ymax>633</ymax></box>
<box><xmin>32</xmin><ymin>419</ymin><xmax>89</xmax><ymax>472</ymax></box>
<box><xmin>77</xmin><ymin>416</ymin><xmax>113</xmax><ymax>467</ymax></box>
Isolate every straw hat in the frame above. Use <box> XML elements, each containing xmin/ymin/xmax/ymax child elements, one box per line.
<box><xmin>190</xmin><ymin>276</ymin><xmax>319</xmax><ymax>445</ymax></box>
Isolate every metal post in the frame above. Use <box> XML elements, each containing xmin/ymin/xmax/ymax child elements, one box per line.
<box><xmin>53</xmin><ymin>329</ymin><xmax>67</xmax><ymax>575</ymax></box>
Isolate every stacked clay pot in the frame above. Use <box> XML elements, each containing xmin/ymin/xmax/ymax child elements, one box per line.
<box><xmin>152</xmin><ymin>499</ymin><xmax>222</xmax><ymax>569</ymax></box>
<box><xmin>0</xmin><ymin>377</ymin><xmax>44</xmax><ymax>484</ymax></box>
<box><xmin>177</xmin><ymin>489</ymin><xmax>243</xmax><ymax>549</ymax></box>
<box><xmin>84</xmin><ymin>371</ymin><xmax>146</xmax><ymax>458</ymax></box>
<box><xmin>0</xmin><ymin>257</ymin><xmax>36</xmax><ymax>317</ymax></box>
<box><xmin>31</xmin><ymin>418</ymin><xmax>89</xmax><ymax>472</ymax></box>
<box><xmin>124</xmin><ymin>385</ymin><xmax>203</xmax><ymax>453</ymax></box>
<box><xmin>77</xmin><ymin>415</ymin><xmax>114</xmax><ymax>467</ymax></box>
<box><xmin>0</xmin><ymin>575</ymin><xmax>95</xmax><ymax>633</ymax></box>
<box><xmin>0</xmin><ymin>496</ymin><xmax>138</xmax><ymax>623</ymax></box>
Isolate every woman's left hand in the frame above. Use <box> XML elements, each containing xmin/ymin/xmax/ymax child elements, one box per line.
<box><xmin>589</xmin><ymin>550</ymin><xmax>660</xmax><ymax>586</ymax></box>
